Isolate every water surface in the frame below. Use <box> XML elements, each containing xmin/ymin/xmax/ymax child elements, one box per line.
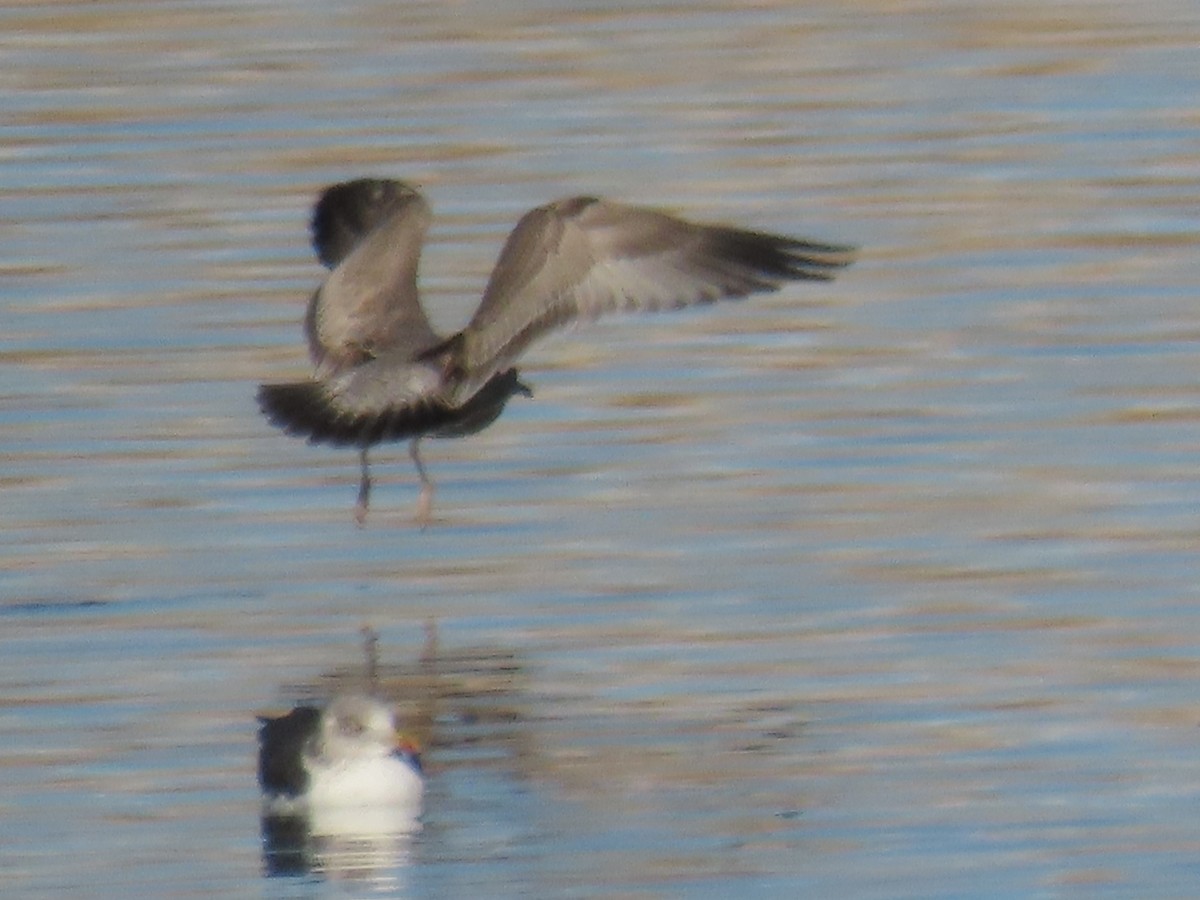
<box><xmin>3</xmin><ymin>1</ymin><xmax>1200</xmax><ymax>896</ymax></box>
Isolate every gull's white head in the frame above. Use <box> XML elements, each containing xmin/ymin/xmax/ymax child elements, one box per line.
<box><xmin>315</xmin><ymin>695</ymin><xmax>400</xmax><ymax>763</ymax></box>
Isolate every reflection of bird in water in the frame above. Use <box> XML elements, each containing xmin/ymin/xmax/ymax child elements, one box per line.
<box><xmin>258</xmin><ymin>178</ymin><xmax>856</xmax><ymax>523</ymax></box>
<box><xmin>257</xmin><ymin>694</ymin><xmax>424</xmax><ymax>817</ymax></box>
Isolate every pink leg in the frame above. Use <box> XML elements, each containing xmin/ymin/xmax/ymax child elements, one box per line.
<box><xmin>410</xmin><ymin>439</ymin><xmax>434</xmax><ymax>527</ymax></box>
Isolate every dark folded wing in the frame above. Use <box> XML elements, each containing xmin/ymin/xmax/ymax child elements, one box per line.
<box><xmin>304</xmin><ymin>179</ymin><xmax>439</xmax><ymax>373</ymax></box>
<box><xmin>457</xmin><ymin>196</ymin><xmax>855</xmax><ymax>391</ymax></box>
<box><xmin>257</xmin><ymin>707</ymin><xmax>321</xmax><ymax>797</ymax></box>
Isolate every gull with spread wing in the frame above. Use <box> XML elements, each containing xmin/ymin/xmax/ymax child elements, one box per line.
<box><xmin>258</xmin><ymin>179</ymin><xmax>855</xmax><ymax>524</ymax></box>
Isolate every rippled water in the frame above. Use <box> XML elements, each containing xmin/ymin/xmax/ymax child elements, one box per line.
<box><xmin>4</xmin><ymin>0</ymin><xmax>1200</xmax><ymax>896</ymax></box>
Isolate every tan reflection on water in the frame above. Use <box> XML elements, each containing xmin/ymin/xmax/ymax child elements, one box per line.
<box><xmin>3</xmin><ymin>0</ymin><xmax>1200</xmax><ymax>895</ymax></box>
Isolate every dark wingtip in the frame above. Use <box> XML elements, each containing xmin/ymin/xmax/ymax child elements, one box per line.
<box><xmin>710</xmin><ymin>227</ymin><xmax>857</xmax><ymax>287</ymax></box>
<box><xmin>310</xmin><ymin>178</ymin><xmax>423</xmax><ymax>268</ymax></box>
<box><xmin>784</xmin><ymin>238</ymin><xmax>857</xmax><ymax>278</ymax></box>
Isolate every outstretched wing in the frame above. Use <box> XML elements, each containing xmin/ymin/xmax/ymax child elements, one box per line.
<box><xmin>456</xmin><ymin>196</ymin><xmax>855</xmax><ymax>393</ymax></box>
<box><xmin>304</xmin><ymin>179</ymin><xmax>440</xmax><ymax>375</ymax></box>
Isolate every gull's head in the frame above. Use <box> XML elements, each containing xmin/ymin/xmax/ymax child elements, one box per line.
<box><xmin>316</xmin><ymin>695</ymin><xmax>400</xmax><ymax>763</ymax></box>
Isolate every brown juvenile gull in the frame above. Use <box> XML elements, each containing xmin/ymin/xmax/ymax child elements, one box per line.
<box><xmin>257</xmin><ymin>178</ymin><xmax>855</xmax><ymax>524</ymax></box>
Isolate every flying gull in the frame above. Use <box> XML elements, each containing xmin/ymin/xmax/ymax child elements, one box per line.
<box><xmin>257</xmin><ymin>178</ymin><xmax>855</xmax><ymax>523</ymax></box>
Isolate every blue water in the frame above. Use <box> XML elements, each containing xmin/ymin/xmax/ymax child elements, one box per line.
<box><xmin>3</xmin><ymin>0</ymin><xmax>1200</xmax><ymax>896</ymax></box>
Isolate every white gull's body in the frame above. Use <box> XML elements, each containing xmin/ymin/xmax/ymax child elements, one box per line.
<box><xmin>258</xmin><ymin>695</ymin><xmax>423</xmax><ymax>825</ymax></box>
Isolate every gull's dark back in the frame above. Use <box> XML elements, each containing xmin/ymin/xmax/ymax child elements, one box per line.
<box><xmin>257</xmin><ymin>706</ymin><xmax>321</xmax><ymax>798</ymax></box>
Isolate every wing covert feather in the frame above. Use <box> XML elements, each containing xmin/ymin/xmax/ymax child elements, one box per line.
<box><xmin>304</xmin><ymin>180</ymin><xmax>438</xmax><ymax>374</ymax></box>
<box><xmin>458</xmin><ymin>197</ymin><xmax>855</xmax><ymax>385</ymax></box>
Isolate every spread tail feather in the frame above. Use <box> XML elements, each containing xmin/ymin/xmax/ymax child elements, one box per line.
<box><xmin>257</xmin><ymin>369</ymin><xmax>530</xmax><ymax>448</ymax></box>
<box><xmin>257</xmin><ymin>381</ymin><xmax>390</xmax><ymax>447</ymax></box>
